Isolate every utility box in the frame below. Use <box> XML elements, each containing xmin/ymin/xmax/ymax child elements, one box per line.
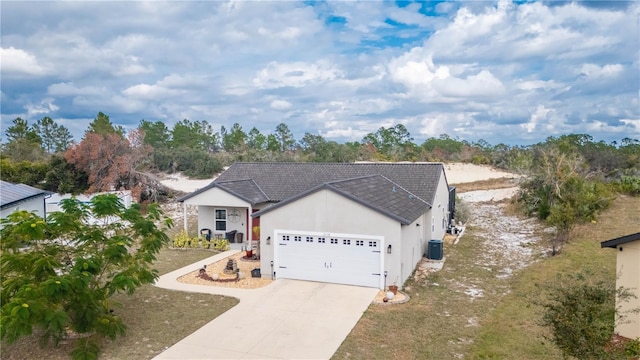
<box><xmin>427</xmin><ymin>239</ymin><xmax>443</xmax><ymax>260</ymax></box>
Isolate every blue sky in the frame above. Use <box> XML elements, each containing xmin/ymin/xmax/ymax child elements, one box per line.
<box><xmin>1</xmin><ymin>1</ymin><xmax>638</xmax><ymax>146</ymax></box>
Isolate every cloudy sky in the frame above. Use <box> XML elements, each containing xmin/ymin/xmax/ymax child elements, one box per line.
<box><xmin>1</xmin><ymin>1</ymin><xmax>638</xmax><ymax>146</ymax></box>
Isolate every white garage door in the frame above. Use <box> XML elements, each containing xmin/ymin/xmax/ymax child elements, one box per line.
<box><xmin>275</xmin><ymin>231</ymin><xmax>383</xmax><ymax>288</ymax></box>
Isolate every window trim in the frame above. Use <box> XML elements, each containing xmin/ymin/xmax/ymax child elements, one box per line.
<box><xmin>215</xmin><ymin>208</ymin><xmax>227</xmax><ymax>231</ymax></box>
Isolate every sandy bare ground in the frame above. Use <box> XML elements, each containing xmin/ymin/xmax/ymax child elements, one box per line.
<box><xmin>444</xmin><ymin>163</ymin><xmax>520</xmax><ymax>185</ymax></box>
<box><xmin>160</xmin><ymin>173</ymin><xmax>215</xmax><ymax>193</ymax></box>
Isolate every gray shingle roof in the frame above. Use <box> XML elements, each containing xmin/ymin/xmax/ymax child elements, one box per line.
<box><xmin>208</xmin><ymin>162</ymin><xmax>444</xmax><ymax>203</ymax></box>
<box><xmin>179</xmin><ymin>162</ymin><xmax>446</xmax><ymax>223</ymax></box>
<box><xmin>0</xmin><ymin>181</ymin><xmax>52</xmax><ymax>209</ymax></box>
<box><xmin>253</xmin><ymin>174</ymin><xmax>431</xmax><ymax>224</ymax></box>
<box><xmin>216</xmin><ymin>179</ymin><xmax>270</xmax><ymax>204</ymax></box>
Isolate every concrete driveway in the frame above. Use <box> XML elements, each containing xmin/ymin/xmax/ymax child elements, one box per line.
<box><xmin>153</xmin><ymin>251</ymin><xmax>379</xmax><ymax>360</ymax></box>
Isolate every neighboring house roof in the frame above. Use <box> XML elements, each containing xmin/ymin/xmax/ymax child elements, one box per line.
<box><xmin>0</xmin><ymin>180</ymin><xmax>52</xmax><ymax>210</ymax></box>
<box><xmin>601</xmin><ymin>232</ymin><xmax>640</xmax><ymax>248</ymax></box>
<box><xmin>179</xmin><ymin>162</ymin><xmax>446</xmax><ymax>207</ymax></box>
<box><xmin>253</xmin><ymin>174</ymin><xmax>431</xmax><ymax>225</ymax></box>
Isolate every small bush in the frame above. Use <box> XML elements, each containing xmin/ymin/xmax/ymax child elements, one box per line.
<box><xmin>172</xmin><ymin>230</ymin><xmax>229</xmax><ymax>251</ymax></box>
<box><xmin>454</xmin><ymin>197</ymin><xmax>471</xmax><ymax>225</ymax></box>
<box><xmin>211</xmin><ymin>238</ymin><xmax>230</xmax><ymax>251</ymax></box>
<box><xmin>172</xmin><ymin>230</ymin><xmax>201</xmax><ymax>248</ymax></box>
<box><xmin>537</xmin><ymin>272</ymin><xmax>638</xmax><ymax>359</ymax></box>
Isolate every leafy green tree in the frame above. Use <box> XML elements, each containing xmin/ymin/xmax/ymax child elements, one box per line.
<box><xmin>1</xmin><ymin>140</ymin><xmax>47</xmax><ymax>163</ymax></box>
<box><xmin>247</xmin><ymin>127</ymin><xmax>266</xmax><ymax>150</ymax></box>
<box><xmin>275</xmin><ymin>123</ymin><xmax>295</xmax><ymax>152</ymax></box>
<box><xmin>538</xmin><ymin>272</ymin><xmax>639</xmax><ymax>359</ymax></box>
<box><xmin>0</xmin><ymin>194</ymin><xmax>172</xmax><ymax>360</ymax></box>
<box><xmin>86</xmin><ymin>112</ymin><xmax>124</xmax><ymax>137</ymax></box>
<box><xmin>0</xmin><ymin>159</ymin><xmax>50</xmax><ymax>186</ymax></box>
<box><xmin>43</xmin><ymin>155</ymin><xmax>89</xmax><ymax>194</ymax></box>
<box><xmin>5</xmin><ymin>118</ymin><xmax>40</xmax><ymax>144</ymax></box>
<box><xmin>171</xmin><ymin>120</ymin><xmax>218</xmax><ymax>152</ymax></box>
<box><xmin>53</xmin><ymin>124</ymin><xmax>73</xmax><ymax>153</ymax></box>
<box><xmin>223</xmin><ymin>123</ymin><xmax>247</xmax><ymax>152</ymax></box>
<box><xmin>2</xmin><ymin>118</ymin><xmax>45</xmax><ymax>162</ymax></box>
<box><xmin>33</xmin><ymin>117</ymin><xmax>73</xmax><ymax>153</ymax></box>
<box><xmin>139</xmin><ymin>120</ymin><xmax>170</xmax><ymax>149</ymax></box>
<box><xmin>266</xmin><ymin>134</ymin><xmax>280</xmax><ymax>152</ymax></box>
<box><xmin>363</xmin><ymin>124</ymin><xmax>414</xmax><ymax>160</ymax></box>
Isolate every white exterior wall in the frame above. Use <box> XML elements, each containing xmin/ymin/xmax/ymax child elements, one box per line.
<box><xmin>396</xmin><ymin>167</ymin><xmax>449</xmax><ymax>286</ymax></box>
<box><xmin>399</xmin><ymin>217</ymin><xmax>423</xmax><ymax>287</ymax></box>
<box><xmin>259</xmin><ymin>189</ymin><xmax>401</xmax><ymax>289</ymax></box>
<box><xmin>429</xmin><ymin>167</ymin><xmax>450</xmax><ymax>243</ymax></box>
<box><xmin>616</xmin><ymin>241</ymin><xmax>640</xmax><ymax>339</ymax></box>
<box><xmin>1</xmin><ymin>196</ymin><xmax>47</xmax><ymax>220</ymax></box>
<box><xmin>183</xmin><ymin>187</ymin><xmax>251</xmax><ymax>238</ymax></box>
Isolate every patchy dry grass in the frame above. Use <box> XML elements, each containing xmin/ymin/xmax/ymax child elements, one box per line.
<box><xmin>334</xmin><ymin>195</ymin><xmax>640</xmax><ymax>360</ymax></box>
<box><xmin>1</xmin><ymin>247</ymin><xmax>238</xmax><ymax>360</ymax></box>
<box><xmin>469</xmin><ymin>195</ymin><xmax>640</xmax><ymax>359</ymax></box>
<box><xmin>454</xmin><ymin>177</ymin><xmax>522</xmax><ymax>193</ymax></box>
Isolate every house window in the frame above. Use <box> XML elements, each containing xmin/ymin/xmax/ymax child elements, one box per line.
<box><xmin>368</xmin><ymin>241</ymin><xmax>377</xmax><ymax>247</ymax></box>
<box><xmin>306</xmin><ymin>236</ymin><xmax>313</xmax><ymax>242</ymax></box>
<box><xmin>318</xmin><ymin>237</ymin><xmax>326</xmax><ymax>243</ymax></box>
<box><xmin>294</xmin><ymin>236</ymin><xmax>302</xmax><ymax>242</ymax></box>
<box><xmin>215</xmin><ymin>209</ymin><xmax>227</xmax><ymax>231</ymax></box>
<box><xmin>356</xmin><ymin>240</ymin><xmax>364</xmax><ymax>246</ymax></box>
<box><xmin>343</xmin><ymin>239</ymin><xmax>351</xmax><ymax>245</ymax></box>
<box><xmin>330</xmin><ymin>238</ymin><xmax>338</xmax><ymax>244</ymax></box>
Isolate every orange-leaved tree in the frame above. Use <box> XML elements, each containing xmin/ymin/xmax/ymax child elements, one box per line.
<box><xmin>65</xmin><ymin>128</ymin><xmax>151</xmax><ymax>200</ymax></box>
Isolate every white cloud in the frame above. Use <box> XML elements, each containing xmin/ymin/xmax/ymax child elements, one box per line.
<box><xmin>1</xmin><ymin>47</ymin><xmax>47</xmax><ymax>76</ymax></box>
<box><xmin>122</xmin><ymin>83</ymin><xmax>182</xmax><ymax>100</ymax></box>
<box><xmin>25</xmin><ymin>98</ymin><xmax>59</xmax><ymax>117</ymax></box>
<box><xmin>0</xmin><ymin>1</ymin><xmax>637</xmax><ymax>146</ymax></box>
<box><xmin>388</xmin><ymin>48</ymin><xmax>504</xmax><ymax>100</ymax></box>
<box><xmin>270</xmin><ymin>100</ymin><xmax>292</xmax><ymax>111</ymax></box>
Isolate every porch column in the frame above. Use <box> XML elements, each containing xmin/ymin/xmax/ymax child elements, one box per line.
<box><xmin>183</xmin><ymin>202</ymin><xmax>188</xmax><ymax>233</ymax></box>
<box><xmin>248</xmin><ymin>205</ymin><xmax>253</xmax><ymax>247</ymax></box>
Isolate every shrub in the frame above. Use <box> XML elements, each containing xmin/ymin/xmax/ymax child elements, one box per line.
<box><xmin>211</xmin><ymin>238</ymin><xmax>230</xmax><ymax>251</ymax></box>
<box><xmin>172</xmin><ymin>230</ymin><xmax>201</xmax><ymax>249</ymax></box>
<box><xmin>614</xmin><ymin>176</ymin><xmax>640</xmax><ymax>196</ymax></box>
<box><xmin>537</xmin><ymin>272</ymin><xmax>638</xmax><ymax>359</ymax></box>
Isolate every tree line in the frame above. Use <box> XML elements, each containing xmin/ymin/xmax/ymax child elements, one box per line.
<box><xmin>1</xmin><ymin>113</ymin><xmax>639</xmax><ymax>200</ymax></box>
